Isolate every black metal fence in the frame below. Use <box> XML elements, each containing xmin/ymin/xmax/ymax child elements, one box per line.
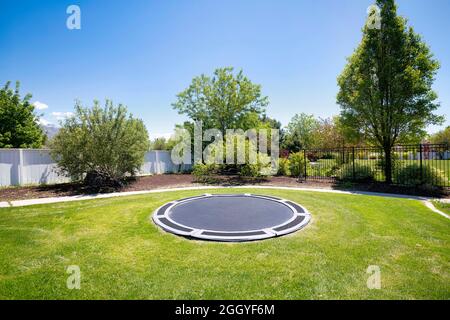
<box><xmin>299</xmin><ymin>144</ymin><xmax>450</xmax><ymax>188</ymax></box>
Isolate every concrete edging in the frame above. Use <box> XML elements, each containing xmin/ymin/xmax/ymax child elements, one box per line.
<box><xmin>0</xmin><ymin>185</ymin><xmax>448</xmax><ymax>219</ymax></box>
<box><xmin>423</xmin><ymin>200</ymin><xmax>450</xmax><ymax>219</ymax></box>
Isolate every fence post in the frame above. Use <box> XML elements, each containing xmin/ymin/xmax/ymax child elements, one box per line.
<box><xmin>419</xmin><ymin>144</ymin><xmax>423</xmax><ymax>182</ymax></box>
<box><xmin>155</xmin><ymin>150</ymin><xmax>160</xmax><ymax>174</ymax></box>
<box><xmin>352</xmin><ymin>147</ymin><xmax>355</xmax><ymax>180</ymax></box>
<box><xmin>18</xmin><ymin>148</ymin><xmax>24</xmax><ymax>186</ymax></box>
<box><xmin>303</xmin><ymin>149</ymin><xmax>307</xmax><ymax>181</ymax></box>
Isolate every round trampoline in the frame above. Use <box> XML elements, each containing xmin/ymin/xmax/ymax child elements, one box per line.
<box><xmin>152</xmin><ymin>194</ymin><xmax>311</xmax><ymax>242</ymax></box>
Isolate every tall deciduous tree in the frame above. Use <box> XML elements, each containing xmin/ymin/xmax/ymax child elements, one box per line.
<box><xmin>337</xmin><ymin>0</ymin><xmax>443</xmax><ymax>183</ymax></box>
<box><xmin>429</xmin><ymin>126</ymin><xmax>450</xmax><ymax>146</ymax></box>
<box><xmin>314</xmin><ymin>116</ymin><xmax>347</xmax><ymax>149</ymax></box>
<box><xmin>172</xmin><ymin>67</ymin><xmax>269</xmax><ymax>134</ymax></box>
<box><xmin>0</xmin><ymin>81</ymin><xmax>45</xmax><ymax>148</ymax></box>
<box><xmin>283</xmin><ymin>113</ymin><xmax>319</xmax><ymax>152</ymax></box>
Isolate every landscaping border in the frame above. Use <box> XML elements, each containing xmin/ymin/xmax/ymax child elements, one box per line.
<box><xmin>0</xmin><ymin>185</ymin><xmax>448</xmax><ymax>219</ymax></box>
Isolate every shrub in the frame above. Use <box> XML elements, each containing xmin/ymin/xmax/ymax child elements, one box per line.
<box><xmin>239</xmin><ymin>153</ymin><xmax>273</xmax><ymax>178</ymax></box>
<box><xmin>395</xmin><ymin>164</ymin><xmax>448</xmax><ymax>186</ymax></box>
<box><xmin>50</xmin><ymin>100</ymin><xmax>150</xmax><ymax>189</ymax></box>
<box><xmin>337</xmin><ymin>163</ymin><xmax>375</xmax><ymax>182</ymax></box>
<box><xmin>277</xmin><ymin>158</ymin><xmax>291</xmax><ymax>176</ymax></box>
<box><xmin>289</xmin><ymin>152</ymin><xmax>308</xmax><ymax>177</ymax></box>
<box><xmin>326</xmin><ymin>165</ymin><xmax>342</xmax><ymax>177</ymax></box>
<box><xmin>192</xmin><ymin>163</ymin><xmax>220</xmax><ymax>182</ymax></box>
<box><xmin>239</xmin><ymin>163</ymin><xmax>260</xmax><ymax>177</ymax></box>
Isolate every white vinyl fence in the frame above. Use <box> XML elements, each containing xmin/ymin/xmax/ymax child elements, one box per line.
<box><xmin>0</xmin><ymin>149</ymin><xmax>189</xmax><ymax>187</ymax></box>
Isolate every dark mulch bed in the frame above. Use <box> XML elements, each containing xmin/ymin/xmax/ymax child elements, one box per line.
<box><xmin>0</xmin><ymin>174</ymin><xmax>448</xmax><ymax>202</ymax></box>
<box><xmin>0</xmin><ymin>174</ymin><xmax>196</xmax><ymax>202</ymax></box>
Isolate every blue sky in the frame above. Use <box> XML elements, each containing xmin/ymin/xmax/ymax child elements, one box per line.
<box><xmin>1</xmin><ymin>0</ymin><xmax>449</xmax><ymax>138</ymax></box>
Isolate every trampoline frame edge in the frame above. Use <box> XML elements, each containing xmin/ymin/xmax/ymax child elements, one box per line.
<box><xmin>151</xmin><ymin>193</ymin><xmax>311</xmax><ymax>242</ymax></box>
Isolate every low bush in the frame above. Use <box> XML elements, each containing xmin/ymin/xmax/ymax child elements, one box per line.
<box><xmin>395</xmin><ymin>164</ymin><xmax>448</xmax><ymax>186</ymax></box>
<box><xmin>192</xmin><ymin>163</ymin><xmax>220</xmax><ymax>183</ymax></box>
<box><xmin>289</xmin><ymin>152</ymin><xmax>308</xmax><ymax>177</ymax></box>
<box><xmin>239</xmin><ymin>153</ymin><xmax>273</xmax><ymax>178</ymax></box>
<box><xmin>337</xmin><ymin>163</ymin><xmax>375</xmax><ymax>182</ymax></box>
<box><xmin>326</xmin><ymin>165</ymin><xmax>342</xmax><ymax>177</ymax></box>
<box><xmin>277</xmin><ymin>158</ymin><xmax>291</xmax><ymax>176</ymax></box>
<box><xmin>239</xmin><ymin>163</ymin><xmax>260</xmax><ymax>177</ymax></box>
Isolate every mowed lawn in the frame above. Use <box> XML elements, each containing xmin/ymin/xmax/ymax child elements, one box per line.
<box><xmin>0</xmin><ymin>188</ymin><xmax>448</xmax><ymax>299</ymax></box>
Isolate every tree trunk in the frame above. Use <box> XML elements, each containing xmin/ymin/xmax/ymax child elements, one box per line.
<box><xmin>383</xmin><ymin>146</ymin><xmax>393</xmax><ymax>184</ymax></box>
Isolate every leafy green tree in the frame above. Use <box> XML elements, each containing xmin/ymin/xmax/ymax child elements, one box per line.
<box><xmin>259</xmin><ymin>115</ymin><xmax>283</xmax><ymax>142</ymax></box>
<box><xmin>283</xmin><ymin>113</ymin><xmax>319</xmax><ymax>152</ymax></box>
<box><xmin>50</xmin><ymin>100</ymin><xmax>150</xmax><ymax>188</ymax></box>
<box><xmin>150</xmin><ymin>137</ymin><xmax>168</xmax><ymax>150</ymax></box>
<box><xmin>173</xmin><ymin>67</ymin><xmax>279</xmax><ymax>173</ymax></box>
<box><xmin>260</xmin><ymin>115</ymin><xmax>282</xmax><ymax>131</ymax></box>
<box><xmin>337</xmin><ymin>0</ymin><xmax>443</xmax><ymax>183</ymax></box>
<box><xmin>172</xmin><ymin>67</ymin><xmax>269</xmax><ymax>134</ymax></box>
<box><xmin>429</xmin><ymin>126</ymin><xmax>450</xmax><ymax>146</ymax></box>
<box><xmin>149</xmin><ymin>137</ymin><xmax>179</xmax><ymax>150</ymax></box>
<box><xmin>0</xmin><ymin>81</ymin><xmax>45</xmax><ymax>148</ymax></box>
<box><xmin>314</xmin><ymin>116</ymin><xmax>345</xmax><ymax>149</ymax></box>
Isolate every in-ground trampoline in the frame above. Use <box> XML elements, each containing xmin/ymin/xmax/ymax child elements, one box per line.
<box><xmin>152</xmin><ymin>194</ymin><xmax>311</xmax><ymax>242</ymax></box>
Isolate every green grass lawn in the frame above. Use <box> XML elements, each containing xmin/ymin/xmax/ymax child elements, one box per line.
<box><xmin>0</xmin><ymin>188</ymin><xmax>448</xmax><ymax>299</ymax></box>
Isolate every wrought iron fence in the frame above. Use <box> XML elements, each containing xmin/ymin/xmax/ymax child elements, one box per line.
<box><xmin>299</xmin><ymin>144</ymin><xmax>450</xmax><ymax>188</ymax></box>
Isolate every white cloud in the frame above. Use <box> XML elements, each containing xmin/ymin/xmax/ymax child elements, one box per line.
<box><xmin>51</xmin><ymin>111</ymin><xmax>74</xmax><ymax>120</ymax></box>
<box><xmin>33</xmin><ymin>101</ymin><xmax>49</xmax><ymax>110</ymax></box>
<box><xmin>38</xmin><ymin>118</ymin><xmax>52</xmax><ymax>126</ymax></box>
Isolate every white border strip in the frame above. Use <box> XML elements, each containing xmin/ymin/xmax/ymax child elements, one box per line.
<box><xmin>1</xmin><ymin>185</ymin><xmax>447</xmax><ymax>220</ymax></box>
<box><xmin>1</xmin><ymin>185</ymin><xmax>436</xmax><ymax>208</ymax></box>
<box><xmin>423</xmin><ymin>200</ymin><xmax>450</xmax><ymax>219</ymax></box>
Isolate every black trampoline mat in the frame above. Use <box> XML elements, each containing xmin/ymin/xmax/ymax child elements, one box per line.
<box><xmin>168</xmin><ymin>196</ymin><xmax>294</xmax><ymax>231</ymax></box>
